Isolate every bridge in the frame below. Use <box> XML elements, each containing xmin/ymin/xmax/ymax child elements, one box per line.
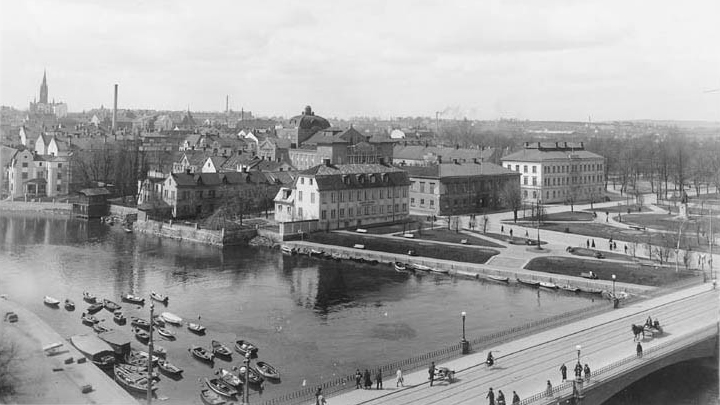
<box><xmin>327</xmin><ymin>284</ymin><xmax>718</xmax><ymax>405</ymax></box>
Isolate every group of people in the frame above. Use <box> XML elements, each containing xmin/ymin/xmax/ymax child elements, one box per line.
<box><xmin>354</xmin><ymin>368</ymin><xmax>405</xmax><ymax>391</ymax></box>
<box><xmin>645</xmin><ymin>315</ymin><xmax>661</xmax><ymax>330</ymax></box>
<box><xmin>486</xmin><ymin>387</ymin><xmax>520</xmax><ymax>405</ymax></box>
<box><xmin>559</xmin><ymin>362</ymin><xmax>591</xmax><ymax>382</ymax></box>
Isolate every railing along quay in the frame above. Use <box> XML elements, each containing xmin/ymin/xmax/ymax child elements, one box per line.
<box><xmin>261</xmin><ymin>244</ymin><xmax>705</xmax><ymax>405</ymax></box>
<box><xmin>519</xmin><ymin>323</ymin><xmax>719</xmax><ymax>404</ymax></box>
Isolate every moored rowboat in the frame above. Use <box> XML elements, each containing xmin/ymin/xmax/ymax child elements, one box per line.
<box><xmin>255</xmin><ymin>361</ymin><xmax>280</xmax><ymax>380</ymax></box>
<box><xmin>516</xmin><ymin>278</ymin><xmax>540</xmax><ymax>287</ymax></box>
<box><xmin>103</xmin><ymin>299</ymin><xmax>121</xmax><ymax>312</ymax></box>
<box><xmin>44</xmin><ymin>296</ymin><xmax>60</xmax><ymax>307</ymax></box>
<box><xmin>64</xmin><ymin>299</ymin><xmax>75</xmax><ymax>310</ymax></box>
<box><xmin>82</xmin><ymin>291</ymin><xmax>97</xmax><ymax>303</ymax></box>
<box><xmin>200</xmin><ymin>388</ymin><xmax>226</xmax><ymax>405</ymax></box>
<box><xmin>150</xmin><ymin>291</ymin><xmax>169</xmax><ymax>303</ymax></box>
<box><xmin>487</xmin><ymin>275</ymin><xmax>509</xmax><ymax>283</ymax></box>
<box><xmin>211</xmin><ymin>340</ymin><xmax>233</xmax><ymax>358</ymax></box>
<box><xmin>539</xmin><ymin>281</ymin><xmax>559</xmax><ymax>290</ymax></box>
<box><xmin>205</xmin><ymin>377</ymin><xmax>238</xmax><ymax>398</ymax></box>
<box><xmin>190</xmin><ymin>345</ymin><xmax>214</xmax><ymax>363</ymax></box>
<box><xmin>161</xmin><ymin>312</ymin><xmax>183</xmax><ymax>325</ymax></box>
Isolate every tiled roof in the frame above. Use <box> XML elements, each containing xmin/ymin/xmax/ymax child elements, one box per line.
<box><xmin>502</xmin><ymin>148</ymin><xmax>603</xmax><ymax>162</ymax></box>
<box><xmin>393</xmin><ymin>145</ymin><xmax>496</xmax><ymax>161</ymax></box>
<box><xmin>79</xmin><ymin>188</ymin><xmax>110</xmax><ymax>196</ymax></box>
<box><xmin>170</xmin><ymin>171</ymin><xmax>269</xmax><ymax>187</ymax></box>
<box><xmin>299</xmin><ymin>163</ymin><xmax>410</xmax><ymax>191</ymax></box>
<box><xmin>402</xmin><ymin>162</ymin><xmax>519</xmax><ymax>178</ymax></box>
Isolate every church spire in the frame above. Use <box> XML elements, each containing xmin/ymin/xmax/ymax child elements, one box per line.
<box><xmin>39</xmin><ymin>69</ymin><xmax>48</xmax><ymax>104</ymax></box>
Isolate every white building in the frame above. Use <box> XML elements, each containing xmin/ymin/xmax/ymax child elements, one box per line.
<box><xmin>501</xmin><ymin>142</ymin><xmax>605</xmax><ymax>204</ymax></box>
<box><xmin>274</xmin><ymin>160</ymin><xmax>410</xmax><ymax>231</ymax></box>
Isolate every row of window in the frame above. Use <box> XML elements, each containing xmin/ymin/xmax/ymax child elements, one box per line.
<box><xmin>320</xmin><ymin>203</ymin><xmax>406</xmax><ymax>220</ymax></box>
<box><xmin>523</xmin><ymin>186</ymin><xmax>604</xmax><ymax>200</ymax></box>
<box><xmin>307</xmin><ymin>187</ymin><xmax>406</xmax><ymax>204</ymax></box>
<box><xmin>410</xmin><ymin>197</ymin><xmax>436</xmax><ymax>208</ymax></box>
<box><xmin>509</xmin><ymin>163</ymin><xmax>603</xmax><ymax>174</ymax></box>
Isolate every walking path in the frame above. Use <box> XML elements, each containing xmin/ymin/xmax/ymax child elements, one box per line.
<box><xmin>0</xmin><ymin>296</ymin><xmax>136</xmax><ymax>404</ymax></box>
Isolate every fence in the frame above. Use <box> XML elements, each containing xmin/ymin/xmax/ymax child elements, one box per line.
<box><xmin>518</xmin><ymin>323</ymin><xmax>718</xmax><ymax>404</ymax></box>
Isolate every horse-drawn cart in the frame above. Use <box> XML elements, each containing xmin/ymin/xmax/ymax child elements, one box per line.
<box><xmin>434</xmin><ymin>367</ymin><xmax>455</xmax><ymax>383</ymax></box>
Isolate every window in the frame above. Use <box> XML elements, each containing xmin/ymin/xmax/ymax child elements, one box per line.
<box><xmin>209</xmin><ymin>190</ymin><xmax>215</xmax><ymax>198</ymax></box>
<box><xmin>171</xmin><ymin>191</ymin><xmax>175</xmax><ymax>200</ymax></box>
<box><xmin>331</xmin><ymin>209</ymin><xmax>336</xmax><ymax>219</ymax></box>
<box><xmin>429</xmin><ymin>200</ymin><xmax>434</xmax><ymax>207</ymax></box>
<box><xmin>311</xmin><ymin>192</ymin><xmax>315</xmax><ymax>203</ymax></box>
<box><xmin>287</xmin><ymin>207</ymin><xmax>291</xmax><ymax>214</ymax></box>
<box><xmin>523</xmin><ymin>190</ymin><xmax>528</xmax><ymax>197</ymax></box>
<box><xmin>195</xmin><ymin>190</ymin><xmax>203</xmax><ymax>198</ymax></box>
<box><xmin>309</xmin><ymin>178</ymin><xmax>313</xmax><ymax>185</ymax></box>
<box><xmin>387</xmin><ymin>204</ymin><xmax>392</xmax><ymax>212</ymax></box>
<box><xmin>58</xmin><ymin>163</ymin><xmax>62</xmax><ymax>168</ymax></box>
<box><xmin>300</xmin><ymin>177</ymin><xmax>305</xmax><ymax>185</ymax></box>
<box><xmin>402</xmin><ymin>203</ymin><xmax>407</xmax><ymax>212</ymax></box>
<box><xmin>163</xmin><ymin>190</ymin><xmax>168</xmax><ymax>198</ymax></box>
<box><xmin>420</xmin><ymin>182</ymin><xmax>425</xmax><ymax>193</ymax></box>
<box><xmin>532</xmin><ymin>166</ymin><xmax>537</xmax><ymax>174</ymax></box>
<box><xmin>364</xmin><ymin>190</ymin><xmax>368</xmax><ymax>200</ymax></box>
<box><xmin>402</xmin><ymin>188</ymin><xmax>407</xmax><ymax>197</ymax></box>
<box><xmin>372</xmin><ymin>206</ymin><xmax>376</xmax><ymax>214</ymax></box>
<box><xmin>379</xmin><ymin>205</ymin><xmax>383</xmax><ymax>214</ymax></box>
<box><xmin>523</xmin><ymin>177</ymin><xmax>528</xmax><ymax>185</ymax></box>
<box><xmin>340</xmin><ymin>192</ymin><xmax>345</xmax><ymax>202</ymax></box>
<box><xmin>340</xmin><ymin>208</ymin><xmax>345</xmax><ymax>217</ymax></box>
<box><xmin>298</xmin><ymin>191</ymin><xmax>303</xmax><ymax>202</ymax></box>
<box><xmin>298</xmin><ymin>207</ymin><xmax>303</xmax><ymax>217</ymax></box>
<box><xmin>364</xmin><ymin>206</ymin><xmax>369</xmax><ymax>215</ymax></box>
<box><xmin>349</xmin><ymin>192</ymin><xmax>353</xmax><ymax>202</ymax></box>
<box><xmin>420</xmin><ymin>199</ymin><xmax>425</xmax><ymax>205</ymax></box>
<box><xmin>331</xmin><ymin>192</ymin><xmax>335</xmax><ymax>203</ymax></box>
<box><xmin>515</xmin><ymin>165</ymin><xmax>519</xmax><ymax>172</ymax></box>
<box><xmin>379</xmin><ymin>189</ymin><xmax>384</xmax><ymax>199</ymax></box>
<box><xmin>321</xmin><ymin>210</ymin><xmax>327</xmax><ymax>220</ymax></box>
<box><xmin>429</xmin><ymin>183</ymin><xmax>435</xmax><ymax>194</ymax></box>
<box><xmin>394</xmin><ymin>203</ymin><xmax>399</xmax><ymax>212</ymax></box>
<box><xmin>349</xmin><ymin>207</ymin><xmax>354</xmax><ymax>217</ymax></box>
<box><xmin>357</xmin><ymin>191</ymin><xmax>362</xmax><ymax>201</ymax></box>
<box><xmin>411</xmin><ymin>197</ymin><xmax>415</xmax><ymax>205</ymax></box>
<box><xmin>532</xmin><ymin>177</ymin><xmax>537</xmax><ymax>186</ymax></box>
<box><xmin>532</xmin><ymin>191</ymin><xmax>537</xmax><ymax>198</ymax></box>
<box><xmin>22</xmin><ymin>162</ymin><xmax>28</xmax><ymax>168</ymax></box>
<box><xmin>523</xmin><ymin>165</ymin><xmax>528</xmax><ymax>173</ymax></box>
<box><xmin>37</xmin><ymin>171</ymin><xmax>43</xmax><ymax>178</ymax></box>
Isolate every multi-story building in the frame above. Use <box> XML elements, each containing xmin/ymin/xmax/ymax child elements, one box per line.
<box><xmin>403</xmin><ymin>160</ymin><xmax>520</xmax><ymax>216</ymax></box>
<box><xmin>274</xmin><ymin>160</ymin><xmax>410</xmax><ymax>230</ymax></box>
<box><xmin>501</xmin><ymin>142</ymin><xmax>605</xmax><ymax>204</ymax></box>
<box><xmin>6</xmin><ymin>149</ymin><xmax>71</xmax><ymax>198</ymax></box>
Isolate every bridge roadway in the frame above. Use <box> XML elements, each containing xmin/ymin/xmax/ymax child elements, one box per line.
<box><xmin>330</xmin><ymin>284</ymin><xmax>718</xmax><ymax>405</ymax></box>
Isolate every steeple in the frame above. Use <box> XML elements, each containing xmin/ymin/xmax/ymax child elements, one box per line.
<box><xmin>39</xmin><ymin>69</ymin><xmax>48</xmax><ymax>104</ymax></box>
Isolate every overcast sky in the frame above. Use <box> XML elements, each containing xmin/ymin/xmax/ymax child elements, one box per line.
<box><xmin>1</xmin><ymin>0</ymin><xmax>719</xmax><ymax>121</ymax></box>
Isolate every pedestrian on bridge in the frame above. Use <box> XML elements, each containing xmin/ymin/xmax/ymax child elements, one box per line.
<box><xmin>364</xmin><ymin>369</ymin><xmax>372</xmax><ymax>389</ymax></box>
<box><xmin>545</xmin><ymin>380</ymin><xmax>553</xmax><ymax>397</ymax></box>
<box><xmin>584</xmin><ymin>364</ymin><xmax>591</xmax><ymax>382</ymax></box>
<box><xmin>560</xmin><ymin>363</ymin><xmax>567</xmax><ymax>381</ymax></box>
<box><xmin>574</xmin><ymin>362</ymin><xmax>583</xmax><ymax>379</ymax></box>
<box><xmin>636</xmin><ymin>342</ymin><xmax>643</xmax><ymax>358</ymax></box>
<box><xmin>428</xmin><ymin>362</ymin><xmax>435</xmax><ymax>386</ymax></box>
<box><xmin>355</xmin><ymin>369</ymin><xmax>362</xmax><ymax>389</ymax></box>
<box><xmin>509</xmin><ymin>229</ymin><xmax>513</xmax><ymax>237</ymax></box>
<box><xmin>375</xmin><ymin>368</ymin><xmax>383</xmax><ymax>389</ymax></box>
<box><xmin>486</xmin><ymin>387</ymin><xmax>495</xmax><ymax>405</ymax></box>
<box><xmin>591</xmin><ymin>239</ymin><xmax>596</xmax><ymax>248</ymax></box>
<box><xmin>511</xmin><ymin>391</ymin><xmax>520</xmax><ymax>404</ymax></box>
<box><xmin>497</xmin><ymin>389</ymin><xmax>506</xmax><ymax>405</ymax></box>
<box><xmin>586</xmin><ymin>239</ymin><xmax>589</xmax><ymax>248</ymax></box>
<box><xmin>396</xmin><ymin>368</ymin><xmax>404</xmax><ymax>387</ymax></box>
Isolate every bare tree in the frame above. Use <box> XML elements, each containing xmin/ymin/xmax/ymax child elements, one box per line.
<box><xmin>500</xmin><ymin>182</ymin><xmax>522</xmax><ymax>223</ymax></box>
<box><xmin>0</xmin><ymin>338</ymin><xmax>17</xmax><ymax>399</ymax></box>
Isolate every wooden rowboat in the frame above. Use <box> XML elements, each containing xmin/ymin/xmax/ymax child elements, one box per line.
<box><xmin>150</xmin><ymin>291</ymin><xmax>169</xmax><ymax>303</ymax></box>
<box><xmin>217</xmin><ymin>368</ymin><xmax>242</xmax><ymax>388</ymax></box>
<box><xmin>87</xmin><ymin>302</ymin><xmax>104</xmax><ymax>313</ymax></box>
<box><xmin>516</xmin><ymin>278</ymin><xmax>540</xmax><ymax>287</ymax></box>
<box><xmin>81</xmin><ymin>313</ymin><xmax>99</xmax><ymax>325</ymax></box>
<box><xmin>234</xmin><ymin>340</ymin><xmax>258</xmax><ymax>358</ymax></box>
<box><xmin>200</xmin><ymin>388</ymin><xmax>227</xmax><ymax>405</ymax></box>
<box><xmin>44</xmin><ymin>296</ymin><xmax>60</xmax><ymax>307</ymax></box>
<box><xmin>156</xmin><ymin>326</ymin><xmax>175</xmax><ymax>339</ymax></box>
<box><xmin>103</xmin><ymin>299</ymin><xmax>121</xmax><ymax>312</ymax></box>
<box><xmin>188</xmin><ymin>323</ymin><xmax>206</xmax><ymax>334</ymax></box>
<box><xmin>122</xmin><ymin>293</ymin><xmax>145</xmax><ymax>305</ymax></box>
<box><xmin>157</xmin><ymin>359</ymin><xmax>183</xmax><ymax>377</ymax></box>
<box><xmin>189</xmin><ymin>346</ymin><xmax>214</xmax><ymax>363</ymax></box>
<box><xmin>539</xmin><ymin>281</ymin><xmax>559</xmax><ymax>290</ymax></box>
<box><xmin>82</xmin><ymin>291</ymin><xmax>97</xmax><ymax>303</ymax></box>
<box><xmin>64</xmin><ymin>299</ymin><xmax>75</xmax><ymax>311</ymax></box>
<box><xmin>487</xmin><ymin>275</ymin><xmax>509</xmax><ymax>283</ymax></box>
<box><xmin>255</xmin><ymin>361</ymin><xmax>280</xmax><ymax>380</ymax></box>
<box><xmin>205</xmin><ymin>377</ymin><xmax>238</xmax><ymax>398</ymax></box>
<box><xmin>211</xmin><ymin>340</ymin><xmax>233</xmax><ymax>358</ymax></box>
<box><xmin>161</xmin><ymin>312</ymin><xmax>183</xmax><ymax>325</ymax></box>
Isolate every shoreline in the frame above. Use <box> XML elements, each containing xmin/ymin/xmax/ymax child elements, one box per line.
<box><xmin>0</xmin><ymin>296</ymin><xmax>137</xmax><ymax>404</ymax></box>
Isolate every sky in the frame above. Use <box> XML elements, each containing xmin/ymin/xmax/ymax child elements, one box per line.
<box><xmin>1</xmin><ymin>0</ymin><xmax>719</xmax><ymax>121</ymax></box>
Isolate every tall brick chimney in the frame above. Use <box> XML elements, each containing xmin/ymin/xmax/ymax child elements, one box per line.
<box><xmin>112</xmin><ymin>84</ymin><xmax>118</xmax><ymax>133</ymax></box>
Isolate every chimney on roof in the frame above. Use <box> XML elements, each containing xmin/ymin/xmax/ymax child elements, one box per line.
<box><xmin>112</xmin><ymin>84</ymin><xmax>118</xmax><ymax>133</ymax></box>
<box><xmin>323</xmin><ymin>158</ymin><xmax>331</xmax><ymax>166</ymax></box>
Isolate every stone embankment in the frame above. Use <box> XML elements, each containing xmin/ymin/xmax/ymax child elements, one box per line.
<box><xmin>0</xmin><ymin>200</ymin><xmax>71</xmax><ymax>214</ymax></box>
<box><xmin>134</xmin><ymin>218</ymin><xmax>258</xmax><ymax>246</ymax></box>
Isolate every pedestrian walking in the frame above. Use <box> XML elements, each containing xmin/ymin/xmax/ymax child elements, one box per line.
<box><xmin>486</xmin><ymin>387</ymin><xmax>495</xmax><ymax>405</ymax></box>
<box><xmin>396</xmin><ymin>369</ymin><xmax>404</xmax><ymax>387</ymax></box>
<box><xmin>636</xmin><ymin>342</ymin><xmax>643</xmax><ymax>358</ymax></box>
<box><xmin>375</xmin><ymin>368</ymin><xmax>383</xmax><ymax>390</ymax></box>
<box><xmin>624</xmin><ymin>245</ymin><xmax>628</xmax><ymax>254</ymax></box>
<box><xmin>501</xmin><ymin>225</ymin><xmax>504</xmax><ymax>233</ymax></box>
<box><xmin>591</xmin><ymin>239</ymin><xmax>595</xmax><ymax>248</ymax></box>
<box><xmin>497</xmin><ymin>389</ymin><xmax>506</xmax><ymax>405</ymax></box>
<box><xmin>584</xmin><ymin>364</ymin><xmax>591</xmax><ymax>382</ymax></box>
<box><xmin>512</xmin><ymin>391</ymin><xmax>520</xmax><ymax>404</ymax></box>
<box><xmin>574</xmin><ymin>362</ymin><xmax>583</xmax><ymax>378</ymax></box>
<box><xmin>509</xmin><ymin>229</ymin><xmax>513</xmax><ymax>237</ymax></box>
<box><xmin>545</xmin><ymin>380</ymin><xmax>553</xmax><ymax>397</ymax></box>
<box><xmin>525</xmin><ymin>230</ymin><xmax>529</xmax><ymax>238</ymax></box>
<box><xmin>364</xmin><ymin>369</ymin><xmax>372</xmax><ymax>389</ymax></box>
<box><xmin>355</xmin><ymin>369</ymin><xmax>362</xmax><ymax>389</ymax></box>
<box><xmin>586</xmin><ymin>239</ymin><xmax>589</xmax><ymax>248</ymax></box>
<box><xmin>605</xmin><ymin>211</ymin><xmax>609</xmax><ymax>222</ymax></box>
<box><xmin>613</xmin><ymin>241</ymin><xmax>617</xmax><ymax>251</ymax></box>
<box><xmin>428</xmin><ymin>361</ymin><xmax>435</xmax><ymax>386</ymax></box>
<box><xmin>315</xmin><ymin>387</ymin><xmax>327</xmax><ymax>405</ymax></box>
<box><xmin>560</xmin><ymin>363</ymin><xmax>567</xmax><ymax>381</ymax></box>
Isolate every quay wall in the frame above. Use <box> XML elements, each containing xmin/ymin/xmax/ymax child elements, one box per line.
<box><xmin>134</xmin><ymin>218</ymin><xmax>257</xmax><ymax>246</ymax></box>
<box><xmin>0</xmin><ymin>200</ymin><xmax>72</xmax><ymax>213</ymax></box>
<box><xmin>285</xmin><ymin>240</ymin><xmax>656</xmax><ymax>295</ymax></box>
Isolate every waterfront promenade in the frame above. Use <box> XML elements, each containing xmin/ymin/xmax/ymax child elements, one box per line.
<box><xmin>0</xmin><ymin>296</ymin><xmax>136</xmax><ymax>404</ymax></box>
<box><xmin>330</xmin><ymin>283</ymin><xmax>718</xmax><ymax>404</ymax></box>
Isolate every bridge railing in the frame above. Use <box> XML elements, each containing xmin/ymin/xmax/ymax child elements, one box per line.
<box><xmin>519</xmin><ymin>323</ymin><xmax>719</xmax><ymax>404</ymax></box>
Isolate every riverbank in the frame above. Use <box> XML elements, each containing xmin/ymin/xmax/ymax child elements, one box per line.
<box><xmin>0</xmin><ymin>296</ymin><xmax>136</xmax><ymax>404</ymax></box>
<box><xmin>0</xmin><ymin>200</ymin><xmax>71</xmax><ymax>216</ymax></box>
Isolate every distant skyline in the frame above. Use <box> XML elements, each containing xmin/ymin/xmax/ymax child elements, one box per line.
<box><xmin>1</xmin><ymin>0</ymin><xmax>719</xmax><ymax>121</ymax></box>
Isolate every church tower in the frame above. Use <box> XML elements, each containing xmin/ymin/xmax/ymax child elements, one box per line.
<box><xmin>39</xmin><ymin>70</ymin><xmax>48</xmax><ymax>104</ymax></box>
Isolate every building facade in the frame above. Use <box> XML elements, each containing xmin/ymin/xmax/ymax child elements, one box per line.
<box><xmin>501</xmin><ymin>142</ymin><xmax>605</xmax><ymax>204</ymax></box>
<box><xmin>6</xmin><ymin>149</ymin><xmax>71</xmax><ymax>198</ymax></box>
<box><xmin>274</xmin><ymin>160</ymin><xmax>410</xmax><ymax>230</ymax></box>
<box><xmin>403</xmin><ymin>161</ymin><xmax>520</xmax><ymax>216</ymax></box>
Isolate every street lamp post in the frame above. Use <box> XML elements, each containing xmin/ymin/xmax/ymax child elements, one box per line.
<box><xmin>612</xmin><ymin>274</ymin><xmax>619</xmax><ymax>308</ymax></box>
<box><xmin>146</xmin><ymin>302</ymin><xmax>155</xmax><ymax>405</ymax></box>
<box><xmin>576</xmin><ymin>344</ymin><xmax>581</xmax><ymax>369</ymax></box>
<box><xmin>461</xmin><ymin>311</ymin><xmax>469</xmax><ymax>354</ymax></box>
<box><xmin>242</xmin><ymin>353</ymin><xmax>250</xmax><ymax>404</ymax></box>
<box><xmin>612</xmin><ymin>274</ymin><xmax>616</xmax><ymax>297</ymax></box>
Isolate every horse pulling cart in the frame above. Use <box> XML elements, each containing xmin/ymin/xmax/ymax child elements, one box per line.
<box><xmin>434</xmin><ymin>367</ymin><xmax>455</xmax><ymax>383</ymax></box>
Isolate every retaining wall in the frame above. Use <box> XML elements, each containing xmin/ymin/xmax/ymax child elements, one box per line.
<box><xmin>0</xmin><ymin>200</ymin><xmax>72</xmax><ymax>213</ymax></box>
<box><xmin>134</xmin><ymin>219</ymin><xmax>256</xmax><ymax>246</ymax></box>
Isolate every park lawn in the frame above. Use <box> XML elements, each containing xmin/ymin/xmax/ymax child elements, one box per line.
<box><xmin>520</xmin><ymin>211</ymin><xmax>595</xmax><ymax>222</ymax></box>
<box><xmin>307</xmin><ymin>231</ymin><xmax>499</xmax><ymax>264</ymax></box>
<box><xmin>620</xmin><ymin>213</ymin><xmax>719</xmax><ymax>235</ymax></box>
<box><xmin>404</xmin><ymin>228</ymin><xmax>505</xmax><ymax>248</ymax></box>
<box><xmin>656</xmin><ymin>204</ymin><xmax>717</xmax><ymax>216</ymax></box>
<box><xmin>585</xmin><ymin>204</ymin><xmax>651</xmax><ymax>214</ymax></box>
<box><xmin>524</xmin><ymin>256</ymin><xmax>698</xmax><ymax>287</ymax></box>
<box><xmin>567</xmin><ymin>246</ymin><xmax>634</xmax><ymax>262</ymax></box>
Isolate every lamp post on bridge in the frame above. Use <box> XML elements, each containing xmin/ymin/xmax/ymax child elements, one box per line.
<box><xmin>574</xmin><ymin>344</ymin><xmax>585</xmax><ymax>404</ymax></box>
<box><xmin>461</xmin><ymin>311</ymin><xmax>469</xmax><ymax>354</ymax></box>
<box><xmin>612</xmin><ymin>274</ymin><xmax>619</xmax><ymax>308</ymax></box>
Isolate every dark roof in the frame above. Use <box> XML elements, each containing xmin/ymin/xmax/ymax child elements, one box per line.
<box><xmin>170</xmin><ymin>171</ymin><xmax>267</xmax><ymax>187</ymax></box>
<box><xmin>299</xmin><ymin>163</ymin><xmax>410</xmax><ymax>190</ymax></box>
<box><xmin>402</xmin><ymin>162</ymin><xmax>519</xmax><ymax>179</ymax></box>
<box><xmin>393</xmin><ymin>145</ymin><xmax>496</xmax><ymax>161</ymax></box>
<box><xmin>502</xmin><ymin>147</ymin><xmax>603</xmax><ymax>162</ymax></box>
<box><xmin>79</xmin><ymin>188</ymin><xmax>110</xmax><ymax>196</ymax></box>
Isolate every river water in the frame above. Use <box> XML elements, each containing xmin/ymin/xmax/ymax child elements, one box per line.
<box><xmin>0</xmin><ymin>213</ymin><xmax>714</xmax><ymax>404</ymax></box>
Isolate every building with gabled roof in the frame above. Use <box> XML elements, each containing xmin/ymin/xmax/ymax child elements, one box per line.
<box><xmin>274</xmin><ymin>159</ymin><xmax>410</xmax><ymax>231</ymax></box>
<box><xmin>501</xmin><ymin>141</ymin><xmax>605</xmax><ymax>204</ymax></box>
<box><xmin>403</xmin><ymin>161</ymin><xmax>520</xmax><ymax>216</ymax></box>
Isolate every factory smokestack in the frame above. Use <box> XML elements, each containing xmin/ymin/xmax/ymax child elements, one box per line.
<box><xmin>226</xmin><ymin>95</ymin><xmax>229</xmax><ymax>113</ymax></box>
<box><xmin>112</xmin><ymin>84</ymin><xmax>118</xmax><ymax>133</ymax></box>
